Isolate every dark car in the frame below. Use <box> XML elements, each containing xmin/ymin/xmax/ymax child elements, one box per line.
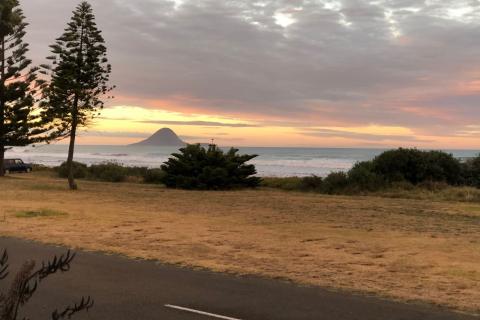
<box><xmin>3</xmin><ymin>159</ymin><xmax>33</xmax><ymax>174</ymax></box>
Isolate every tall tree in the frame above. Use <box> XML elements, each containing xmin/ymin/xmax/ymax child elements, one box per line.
<box><xmin>41</xmin><ymin>1</ymin><xmax>113</xmax><ymax>189</ymax></box>
<box><xmin>0</xmin><ymin>0</ymin><xmax>49</xmax><ymax>176</ymax></box>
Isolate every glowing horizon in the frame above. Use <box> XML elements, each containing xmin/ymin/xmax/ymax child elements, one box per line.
<box><xmin>62</xmin><ymin>105</ymin><xmax>479</xmax><ymax>150</ymax></box>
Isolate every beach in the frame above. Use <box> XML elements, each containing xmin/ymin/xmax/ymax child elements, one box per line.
<box><xmin>1</xmin><ymin>172</ymin><xmax>479</xmax><ymax>314</ymax></box>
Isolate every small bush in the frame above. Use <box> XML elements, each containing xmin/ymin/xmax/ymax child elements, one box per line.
<box><xmin>261</xmin><ymin>176</ymin><xmax>323</xmax><ymax>192</ymax></box>
<box><xmin>348</xmin><ymin>161</ymin><xmax>385</xmax><ymax>192</ymax></box>
<box><xmin>390</xmin><ymin>180</ymin><xmax>415</xmax><ymax>191</ymax></box>
<box><xmin>417</xmin><ymin>180</ymin><xmax>449</xmax><ymax>191</ymax></box>
<box><xmin>31</xmin><ymin>164</ymin><xmax>53</xmax><ymax>172</ymax></box>
<box><xmin>143</xmin><ymin>168</ymin><xmax>166</xmax><ymax>184</ymax></box>
<box><xmin>261</xmin><ymin>177</ymin><xmax>303</xmax><ymax>190</ymax></box>
<box><xmin>55</xmin><ymin>162</ymin><xmax>149</xmax><ymax>183</ymax></box>
<box><xmin>461</xmin><ymin>155</ymin><xmax>480</xmax><ymax>187</ymax></box>
<box><xmin>124</xmin><ymin>166</ymin><xmax>149</xmax><ymax>177</ymax></box>
<box><xmin>89</xmin><ymin>162</ymin><xmax>128</xmax><ymax>182</ymax></box>
<box><xmin>161</xmin><ymin>144</ymin><xmax>261</xmax><ymax>190</ymax></box>
<box><xmin>299</xmin><ymin>175</ymin><xmax>323</xmax><ymax>191</ymax></box>
<box><xmin>56</xmin><ymin>161</ymin><xmax>88</xmax><ymax>179</ymax></box>
<box><xmin>322</xmin><ymin>171</ymin><xmax>349</xmax><ymax>194</ymax></box>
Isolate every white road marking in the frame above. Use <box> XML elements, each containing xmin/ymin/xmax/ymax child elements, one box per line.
<box><xmin>164</xmin><ymin>304</ymin><xmax>243</xmax><ymax>320</ymax></box>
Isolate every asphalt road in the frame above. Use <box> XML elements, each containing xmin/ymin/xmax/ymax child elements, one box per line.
<box><xmin>0</xmin><ymin>237</ymin><xmax>477</xmax><ymax>320</ymax></box>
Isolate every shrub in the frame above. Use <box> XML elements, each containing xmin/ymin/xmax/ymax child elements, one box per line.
<box><xmin>89</xmin><ymin>162</ymin><xmax>128</xmax><ymax>182</ymax></box>
<box><xmin>261</xmin><ymin>177</ymin><xmax>303</xmax><ymax>190</ymax></box>
<box><xmin>322</xmin><ymin>171</ymin><xmax>349</xmax><ymax>194</ymax></box>
<box><xmin>417</xmin><ymin>180</ymin><xmax>449</xmax><ymax>191</ymax></box>
<box><xmin>389</xmin><ymin>180</ymin><xmax>415</xmax><ymax>190</ymax></box>
<box><xmin>299</xmin><ymin>175</ymin><xmax>323</xmax><ymax>191</ymax></box>
<box><xmin>161</xmin><ymin>144</ymin><xmax>261</xmax><ymax>190</ymax></box>
<box><xmin>461</xmin><ymin>155</ymin><xmax>480</xmax><ymax>187</ymax></box>
<box><xmin>262</xmin><ymin>176</ymin><xmax>324</xmax><ymax>193</ymax></box>
<box><xmin>31</xmin><ymin>164</ymin><xmax>53</xmax><ymax>172</ymax></box>
<box><xmin>123</xmin><ymin>166</ymin><xmax>149</xmax><ymax>177</ymax></box>
<box><xmin>423</xmin><ymin>151</ymin><xmax>462</xmax><ymax>185</ymax></box>
<box><xmin>372</xmin><ymin>148</ymin><xmax>461</xmax><ymax>185</ymax></box>
<box><xmin>56</xmin><ymin>161</ymin><xmax>88</xmax><ymax>179</ymax></box>
<box><xmin>348</xmin><ymin>161</ymin><xmax>385</xmax><ymax>192</ymax></box>
<box><xmin>143</xmin><ymin>168</ymin><xmax>166</xmax><ymax>184</ymax></box>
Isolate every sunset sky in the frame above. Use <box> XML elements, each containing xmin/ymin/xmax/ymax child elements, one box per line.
<box><xmin>20</xmin><ymin>0</ymin><xmax>480</xmax><ymax>148</ymax></box>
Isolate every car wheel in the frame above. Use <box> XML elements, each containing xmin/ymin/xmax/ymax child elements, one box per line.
<box><xmin>4</xmin><ymin>169</ymin><xmax>10</xmax><ymax>175</ymax></box>
<box><xmin>26</xmin><ymin>168</ymin><xmax>31</xmax><ymax>173</ymax></box>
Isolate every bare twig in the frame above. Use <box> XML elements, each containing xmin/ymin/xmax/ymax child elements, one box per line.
<box><xmin>0</xmin><ymin>249</ymin><xmax>94</xmax><ymax>320</ymax></box>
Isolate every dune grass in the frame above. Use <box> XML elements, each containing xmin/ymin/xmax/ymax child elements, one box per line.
<box><xmin>0</xmin><ymin>173</ymin><xmax>479</xmax><ymax>315</ymax></box>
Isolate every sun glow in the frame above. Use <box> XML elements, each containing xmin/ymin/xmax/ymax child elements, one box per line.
<box><xmin>70</xmin><ymin>105</ymin><xmax>480</xmax><ymax>149</ymax></box>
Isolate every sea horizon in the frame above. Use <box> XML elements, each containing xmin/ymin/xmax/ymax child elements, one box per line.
<box><xmin>6</xmin><ymin>144</ymin><xmax>480</xmax><ymax>177</ymax></box>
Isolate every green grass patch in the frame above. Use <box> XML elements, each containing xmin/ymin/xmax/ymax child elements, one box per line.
<box><xmin>445</xmin><ymin>268</ymin><xmax>480</xmax><ymax>281</ymax></box>
<box><xmin>16</xmin><ymin>209</ymin><xmax>68</xmax><ymax>218</ymax></box>
<box><xmin>460</xmin><ymin>205</ymin><xmax>480</xmax><ymax>213</ymax></box>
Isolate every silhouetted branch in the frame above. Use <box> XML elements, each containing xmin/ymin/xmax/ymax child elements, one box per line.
<box><xmin>0</xmin><ymin>249</ymin><xmax>93</xmax><ymax>320</ymax></box>
<box><xmin>0</xmin><ymin>250</ymin><xmax>8</xmax><ymax>280</ymax></box>
<box><xmin>51</xmin><ymin>296</ymin><xmax>94</xmax><ymax>320</ymax></box>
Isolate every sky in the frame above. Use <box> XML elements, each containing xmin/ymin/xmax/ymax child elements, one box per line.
<box><xmin>18</xmin><ymin>0</ymin><xmax>480</xmax><ymax>148</ymax></box>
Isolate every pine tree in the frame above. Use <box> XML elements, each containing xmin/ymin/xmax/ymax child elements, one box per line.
<box><xmin>0</xmin><ymin>0</ymin><xmax>49</xmax><ymax>176</ymax></box>
<box><xmin>41</xmin><ymin>1</ymin><xmax>113</xmax><ymax>189</ymax></box>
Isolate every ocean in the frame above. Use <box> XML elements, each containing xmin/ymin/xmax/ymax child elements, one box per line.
<box><xmin>5</xmin><ymin>145</ymin><xmax>479</xmax><ymax>177</ymax></box>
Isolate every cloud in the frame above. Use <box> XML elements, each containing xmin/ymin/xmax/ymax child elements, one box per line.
<box><xmin>138</xmin><ymin>120</ymin><xmax>260</xmax><ymax>127</ymax></box>
<box><xmin>80</xmin><ymin>130</ymin><xmax>150</xmax><ymax>138</ymax></box>
<box><xmin>179</xmin><ymin>135</ymin><xmax>204</xmax><ymax>140</ymax></box>
<box><xmin>18</xmin><ymin>0</ymin><xmax>480</xmax><ymax>141</ymax></box>
<box><xmin>300</xmin><ymin>128</ymin><xmax>433</xmax><ymax>143</ymax></box>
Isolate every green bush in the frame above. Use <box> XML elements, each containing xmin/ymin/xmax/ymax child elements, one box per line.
<box><xmin>31</xmin><ymin>164</ymin><xmax>53</xmax><ymax>172</ymax></box>
<box><xmin>348</xmin><ymin>161</ymin><xmax>385</xmax><ymax>191</ymax></box>
<box><xmin>161</xmin><ymin>144</ymin><xmax>261</xmax><ymax>190</ymax></box>
<box><xmin>123</xmin><ymin>166</ymin><xmax>149</xmax><ymax>177</ymax></box>
<box><xmin>322</xmin><ymin>171</ymin><xmax>349</xmax><ymax>194</ymax></box>
<box><xmin>299</xmin><ymin>175</ymin><xmax>323</xmax><ymax>191</ymax></box>
<box><xmin>261</xmin><ymin>177</ymin><xmax>303</xmax><ymax>190</ymax></box>
<box><xmin>56</xmin><ymin>162</ymin><xmax>149</xmax><ymax>183</ymax></box>
<box><xmin>461</xmin><ymin>155</ymin><xmax>480</xmax><ymax>187</ymax></box>
<box><xmin>89</xmin><ymin>162</ymin><xmax>128</xmax><ymax>182</ymax></box>
<box><xmin>56</xmin><ymin>161</ymin><xmax>88</xmax><ymax>179</ymax></box>
<box><xmin>143</xmin><ymin>168</ymin><xmax>166</xmax><ymax>184</ymax></box>
<box><xmin>417</xmin><ymin>180</ymin><xmax>449</xmax><ymax>191</ymax></box>
<box><xmin>372</xmin><ymin>148</ymin><xmax>461</xmax><ymax>185</ymax></box>
<box><xmin>389</xmin><ymin>180</ymin><xmax>415</xmax><ymax>191</ymax></box>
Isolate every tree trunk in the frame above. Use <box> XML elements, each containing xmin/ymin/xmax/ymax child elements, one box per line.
<box><xmin>0</xmin><ymin>37</ymin><xmax>5</xmax><ymax>178</ymax></box>
<box><xmin>0</xmin><ymin>146</ymin><xmax>4</xmax><ymax>177</ymax></box>
<box><xmin>65</xmin><ymin>18</ymin><xmax>87</xmax><ymax>190</ymax></box>
<box><xmin>66</xmin><ymin>96</ymin><xmax>79</xmax><ymax>190</ymax></box>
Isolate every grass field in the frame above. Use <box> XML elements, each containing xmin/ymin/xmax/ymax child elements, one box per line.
<box><xmin>0</xmin><ymin>173</ymin><xmax>479</xmax><ymax>314</ymax></box>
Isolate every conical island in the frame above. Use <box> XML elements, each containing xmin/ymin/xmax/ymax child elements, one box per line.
<box><xmin>130</xmin><ymin>128</ymin><xmax>186</xmax><ymax>146</ymax></box>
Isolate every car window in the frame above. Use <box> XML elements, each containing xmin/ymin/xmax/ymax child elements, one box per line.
<box><xmin>15</xmin><ymin>160</ymin><xmax>23</xmax><ymax>164</ymax></box>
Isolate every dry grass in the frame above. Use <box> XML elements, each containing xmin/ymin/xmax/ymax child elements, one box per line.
<box><xmin>15</xmin><ymin>208</ymin><xmax>67</xmax><ymax>218</ymax></box>
<box><xmin>0</xmin><ymin>174</ymin><xmax>479</xmax><ymax>314</ymax></box>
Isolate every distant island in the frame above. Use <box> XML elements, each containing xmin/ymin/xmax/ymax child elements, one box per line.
<box><xmin>130</xmin><ymin>128</ymin><xmax>186</xmax><ymax>146</ymax></box>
